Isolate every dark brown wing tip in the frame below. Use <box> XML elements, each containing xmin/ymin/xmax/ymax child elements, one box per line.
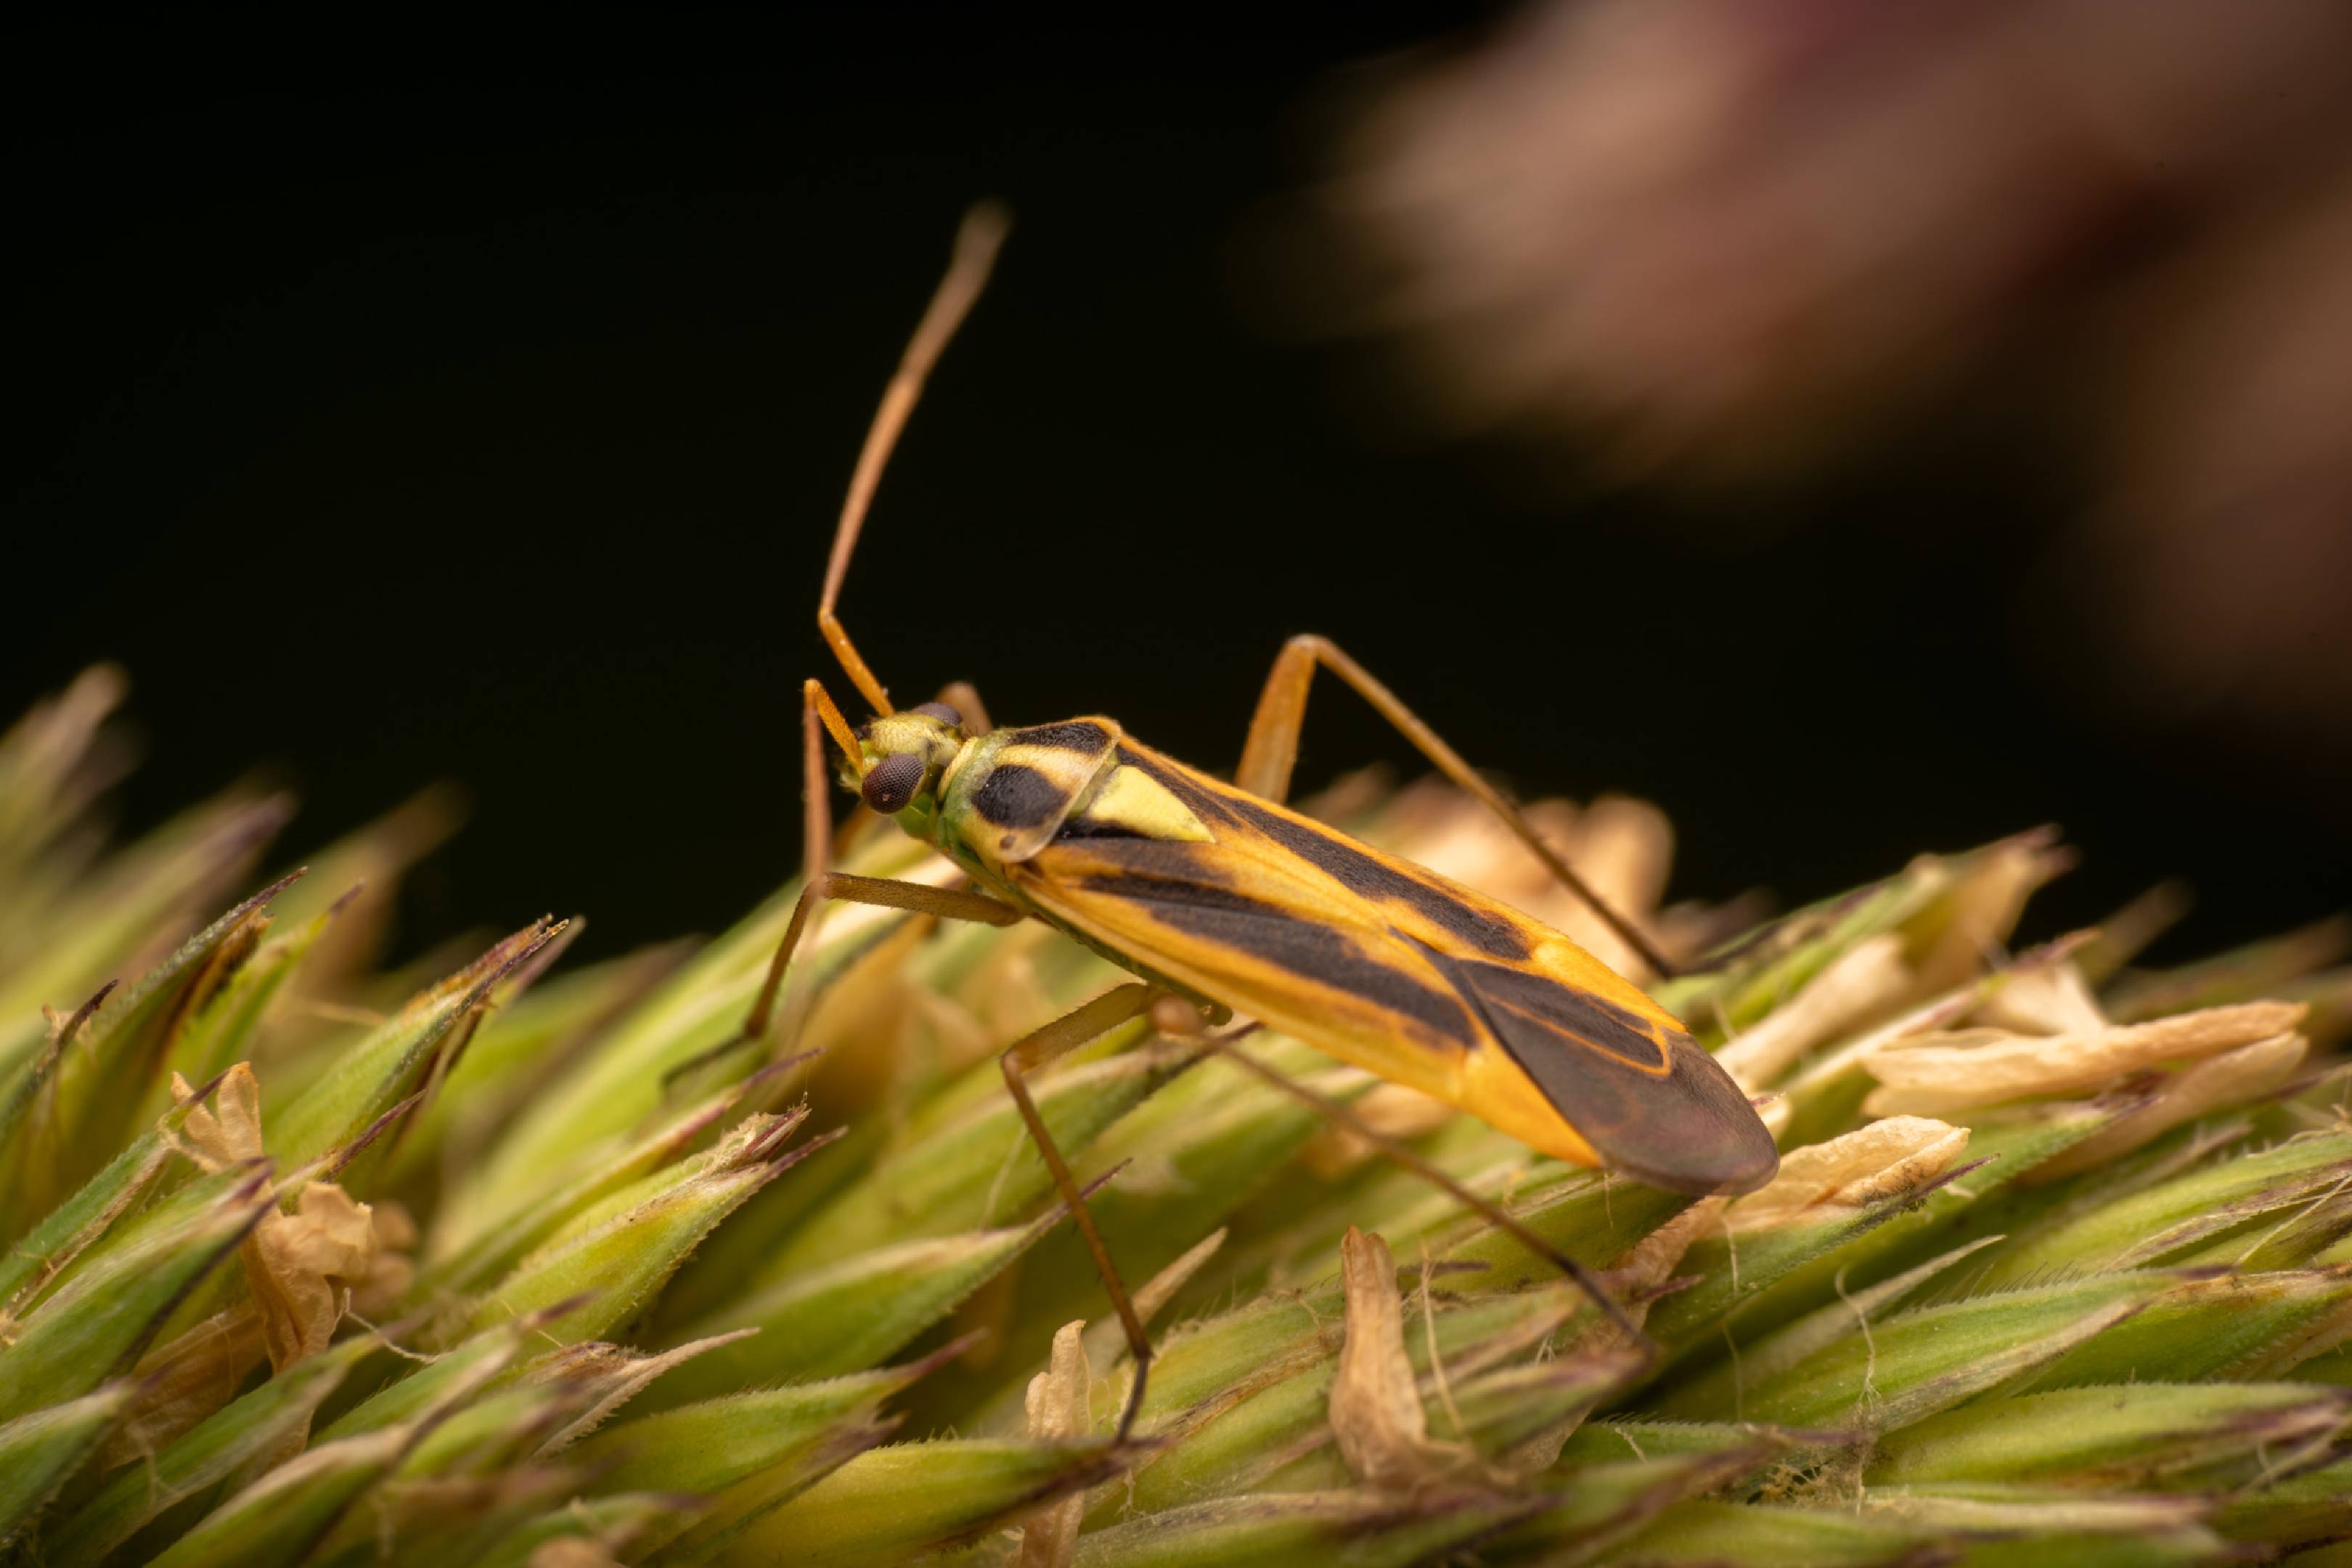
<box><xmin>1617</xmin><ymin>1119</ymin><xmax>1779</xmax><ymax>1194</ymax></box>
<box><xmin>1604</xmin><ymin>1032</ymin><xmax>1781</xmax><ymax>1196</ymax></box>
<box><xmin>1426</xmin><ymin>949</ymin><xmax>1781</xmax><ymax>1199</ymax></box>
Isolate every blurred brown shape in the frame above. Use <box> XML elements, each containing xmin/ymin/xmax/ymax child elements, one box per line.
<box><xmin>2093</xmin><ymin>181</ymin><xmax>2352</xmax><ymax>731</ymax></box>
<box><xmin>1324</xmin><ymin>0</ymin><xmax>2352</xmax><ymax>738</ymax></box>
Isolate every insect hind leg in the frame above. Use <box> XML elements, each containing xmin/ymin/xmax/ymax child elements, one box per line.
<box><xmin>1177</xmin><ymin>1013</ymin><xmax>1658</xmax><ymax>1360</ymax></box>
<box><xmin>1235</xmin><ymin>632</ymin><xmax>1682</xmax><ymax>981</ymax></box>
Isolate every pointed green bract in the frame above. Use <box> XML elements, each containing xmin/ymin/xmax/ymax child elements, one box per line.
<box><xmin>144</xmin><ymin>1426</ymin><xmax>415</xmax><ymax>1568</ymax></box>
<box><xmin>571</xmin><ymin>1358</ymin><xmax>930</xmax><ymax>1561</ymax></box>
<box><xmin>0</xmin><ymin>875</ymin><xmax>292</xmax><ymax>1235</ymax></box>
<box><xmin>44</xmin><ymin>1333</ymin><xmax>382</xmax><ymax>1567</ymax></box>
<box><xmin>0</xmin><ymin>1165</ymin><xmax>270</xmax><ymax>1424</ymax></box>
<box><xmin>1871</xmin><ymin>1382</ymin><xmax>2352</xmax><ymax>1487</ymax></box>
<box><xmin>1977</xmin><ymin>1133</ymin><xmax>2352</xmax><ymax>1287</ymax></box>
<box><xmin>0</xmin><ymin>1382</ymin><xmax>134</xmax><ymax>1550</ymax></box>
<box><xmin>0</xmin><ymin>1089</ymin><xmax>200</xmax><ymax>1313</ymax></box>
<box><xmin>425</xmin><ymin>1085</ymin><xmax>804</xmax><ymax>1297</ymax></box>
<box><xmin>970</xmin><ymin>1048</ymin><xmax>1381</xmax><ymax>1418</ymax></box>
<box><xmin>1659</xmin><ymin>831</ymin><xmax>2064</xmax><ymax>1042</ymax></box>
<box><xmin>163</xmin><ymin>902</ymin><xmax>338</xmax><ymax>1091</ymax></box>
<box><xmin>2213</xmin><ymin>1453</ymin><xmax>2352</xmax><ymax>1551</ymax></box>
<box><xmin>1646</xmin><ymin>1178</ymin><xmax>1961</xmax><ymax>1351</ymax></box>
<box><xmin>1655</xmin><ymin>1236</ymin><xmax>2005</xmax><ymax>1421</ymax></box>
<box><xmin>655</xmin><ymin>1216</ymin><xmax>1067</xmax><ymax>1407</ymax></box>
<box><xmin>317</xmin><ymin>1320</ymin><xmax>531</xmax><ymax>1444</ymax></box>
<box><xmin>724</xmin><ymin>1437</ymin><xmax>1125</xmax><ymax>1568</ymax></box>
<box><xmin>1690</xmin><ymin>1273</ymin><xmax>2181</xmax><ymax>1432</ymax></box>
<box><xmin>0</xmin><ymin>788</ymin><xmax>293</xmax><ymax>1069</ymax></box>
<box><xmin>1617</xmin><ymin>1498</ymin><xmax>2227</xmax><ymax>1568</ymax></box>
<box><xmin>1498</xmin><ymin>1442</ymin><xmax>1792</xmax><ymax>1564</ymax></box>
<box><xmin>463</xmin><ymin>828</ymin><xmax>939</xmax><ymax>1227</ymax></box>
<box><xmin>157</xmin><ymin>1316</ymin><xmax>531</xmax><ymax>1568</ymax></box>
<box><xmin>392</xmin><ymin>939</ymin><xmax>685</xmax><ymax>1205</ymax></box>
<box><xmin>460</xmin><ymin>1114</ymin><xmax>810</xmax><ymax>1347</ymax></box>
<box><xmin>2026</xmin><ymin>1266</ymin><xmax>2352</xmax><ymax>1386</ymax></box>
<box><xmin>266</xmin><ymin>918</ymin><xmax>565</xmax><ymax>1180</ymax></box>
<box><xmin>1258</xmin><ymin>1352</ymin><xmax>1635</xmax><ymax>1493</ymax></box>
<box><xmin>1071</xmin><ymin>1490</ymin><xmax>1548</xmax><ymax>1568</ymax></box>
<box><xmin>1731</xmin><ymin>1099</ymin><xmax>2116</xmax><ymax>1310</ymax></box>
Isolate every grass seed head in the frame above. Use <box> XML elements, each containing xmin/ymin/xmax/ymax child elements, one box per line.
<box><xmin>0</xmin><ymin>668</ymin><xmax>2348</xmax><ymax>1564</ymax></box>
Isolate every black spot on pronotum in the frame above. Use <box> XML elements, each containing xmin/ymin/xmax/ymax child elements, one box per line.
<box><xmin>971</xmin><ymin>762</ymin><xmax>1067</xmax><ymax>830</ymax></box>
<box><xmin>859</xmin><ymin>753</ymin><xmax>926</xmax><ymax>815</ymax></box>
<box><xmin>911</xmin><ymin>701</ymin><xmax>963</xmax><ymax>725</ymax></box>
<box><xmin>1008</xmin><ymin>720</ymin><xmax>1111</xmax><ymax>754</ymax></box>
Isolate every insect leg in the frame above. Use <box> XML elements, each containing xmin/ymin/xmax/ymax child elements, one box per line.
<box><xmin>740</xmin><ymin>873</ymin><xmax>1025</xmax><ymax>1043</ymax></box>
<box><xmin>931</xmin><ymin>679</ymin><xmax>994</xmax><ymax>736</ymax></box>
<box><xmin>997</xmin><ymin>981</ymin><xmax>1161</xmax><ymax>1441</ymax></box>
<box><xmin>1188</xmin><ymin>1021</ymin><xmax>1658</xmax><ymax>1359</ymax></box>
<box><xmin>1235</xmin><ymin>633</ymin><xmax>1682</xmax><ymax>979</ymax></box>
<box><xmin>666</xmin><ymin>870</ymin><xmax>1024</xmax><ymax>1090</ymax></box>
<box><xmin>711</xmin><ymin>681</ymin><xmax>1024</xmax><ymax>1075</ymax></box>
<box><xmin>819</xmin><ymin>205</ymin><xmax>1010</xmax><ymax>716</ymax></box>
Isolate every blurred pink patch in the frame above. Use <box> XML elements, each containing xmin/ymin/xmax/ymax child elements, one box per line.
<box><xmin>1329</xmin><ymin>0</ymin><xmax>2352</xmax><ymax>735</ymax></box>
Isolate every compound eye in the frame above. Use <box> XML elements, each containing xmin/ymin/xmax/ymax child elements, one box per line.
<box><xmin>910</xmin><ymin>701</ymin><xmax>963</xmax><ymax>726</ymax></box>
<box><xmin>859</xmin><ymin>752</ymin><xmax>926</xmax><ymax>815</ymax></box>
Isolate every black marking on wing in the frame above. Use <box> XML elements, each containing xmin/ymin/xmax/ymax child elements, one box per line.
<box><xmin>1045</xmin><ymin>835</ymin><xmax>1225</xmax><ymax>881</ymax></box>
<box><xmin>972</xmin><ymin>764</ymin><xmax>1066</xmax><ymax>830</ymax></box>
<box><xmin>1069</xmin><ymin>859</ymin><xmax>1481</xmax><ymax>1050</ymax></box>
<box><xmin>1053</xmin><ymin>816</ymin><xmax>1148</xmax><ymax>841</ymax></box>
<box><xmin>1008</xmin><ymin>720</ymin><xmax>1114</xmax><ymax>754</ymax></box>
<box><xmin>1453</xmin><ymin>963</ymin><xmax>1669</xmax><ymax>1073</ymax></box>
<box><xmin>1415</xmin><ymin>942</ymin><xmax>1777</xmax><ymax>1196</ymax></box>
<box><xmin>1116</xmin><ymin>746</ymin><xmax>1531</xmax><ymax>962</ymax></box>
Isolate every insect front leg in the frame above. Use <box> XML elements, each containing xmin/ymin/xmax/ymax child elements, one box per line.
<box><xmin>1235</xmin><ymin>632</ymin><xmax>1681</xmax><ymax>979</ymax></box>
<box><xmin>697</xmin><ymin>681</ymin><xmax>1026</xmax><ymax>1081</ymax></box>
<box><xmin>739</xmin><ymin>873</ymin><xmax>1026</xmax><ymax>1043</ymax></box>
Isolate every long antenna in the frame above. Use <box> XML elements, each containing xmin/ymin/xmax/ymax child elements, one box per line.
<box><xmin>818</xmin><ymin>203</ymin><xmax>1012</xmax><ymax>716</ymax></box>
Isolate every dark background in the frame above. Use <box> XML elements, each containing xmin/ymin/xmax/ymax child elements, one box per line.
<box><xmin>7</xmin><ymin>9</ymin><xmax>2346</xmax><ymax>968</ymax></box>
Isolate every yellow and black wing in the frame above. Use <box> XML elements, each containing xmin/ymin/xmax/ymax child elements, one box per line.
<box><xmin>1006</xmin><ymin>740</ymin><xmax>1776</xmax><ymax>1197</ymax></box>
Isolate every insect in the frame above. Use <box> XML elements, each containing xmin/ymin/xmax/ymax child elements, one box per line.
<box><xmin>741</xmin><ymin>205</ymin><xmax>1778</xmax><ymax>1438</ymax></box>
